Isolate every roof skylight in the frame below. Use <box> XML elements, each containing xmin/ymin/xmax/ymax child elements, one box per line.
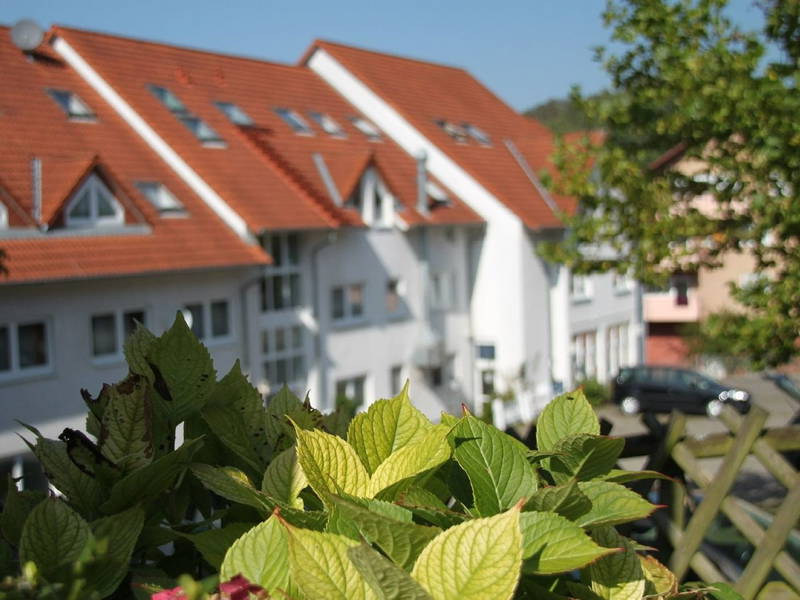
<box><xmin>349</xmin><ymin>117</ymin><xmax>382</xmax><ymax>141</ymax></box>
<box><xmin>308</xmin><ymin>111</ymin><xmax>345</xmax><ymax>137</ymax></box>
<box><xmin>464</xmin><ymin>123</ymin><xmax>491</xmax><ymax>146</ymax></box>
<box><xmin>136</xmin><ymin>181</ymin><xmax>185</xmax><ymax>215</ymax></box>
<box><xmin>48</xmin><ymin>89</ymin><xmax>95</xmax><ymax>121</ymax></box>
<box><xmin>435</xmin><ymin>119</ymin><xmax>468</xmax><ymax>143</ymax></box>
<box><xmin>426</xmin><ymin>181</ymin><xmax>452</xmax><ymax>206</ymax></box>
<box><xmin>148</xmin><ymin>84</ymin><xmax>224</xmax><ymax>146</ymax></box>
<box><xmin>274</xmin><ymin>108</ymin><xmax>313</xmax><ymax>135</ymax></box>
<box><xmin>214</xmin><ymin>101</ymin><xmax>254</xmax><ymax>126</ymax></box>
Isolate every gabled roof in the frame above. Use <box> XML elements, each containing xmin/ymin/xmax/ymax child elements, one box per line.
<box><xmin>54</xmin><ymin>27</ymin><xmax>480</xmax><ymax>231</ymax></box>
<box><xmin>303</xmin><ymin>40</ymin><xmax>574</xmax><ymax>229</ymax></box>
<box><xmin>0</xmin><ymin>27</ymin><xmax>267</xmax><ymax>284</ymax></box>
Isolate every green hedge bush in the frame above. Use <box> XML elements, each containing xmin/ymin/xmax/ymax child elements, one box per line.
<box><xmin>0</xmin><ymin>314</ymin><xmax>739</xmax><ymax>599</ymax></box>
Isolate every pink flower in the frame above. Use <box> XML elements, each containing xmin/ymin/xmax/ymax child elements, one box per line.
<box><xmin>151</xmin><ymin>586</ymin><xmax>186</xmax><ymax>600</ymax></box>
<box><xmin>219</xmin><ymin>574</ymin><xmax>264</xmax><ymax>600</ymax></box>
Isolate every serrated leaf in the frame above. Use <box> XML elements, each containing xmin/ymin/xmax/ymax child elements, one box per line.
<box><xmin>33</xmin><ymin>436</ymin><xmax>107</xmax><ymax>516</ymax></box>
<box><xmin>326</xmin><ymin>494</ymin><xmax>440</xmax><ymax>570</ymax></box>
<box><xmin>148</xmin><ymin>312</ymin><xmax>216</xmax><ymax>424</ymax></box>
<box><xmin>520</xmin><ymin>511</ymin><xmax>618</xmax><ymax>575</ymax></box>
<box><xmin>348</xmin><ymin>543</ymin><xmax>433</xmax><ymax>600</ymax></box>
<box><xmin>369</xmin><ymin>425</ymin><xmax>451</xmax><ymax>499</ymax></box>
<box><xmin>19</xmin><ymin>498</ymin><xmax>91</xmax><ymax>580</ymax></box>
<box><xmin>266</xmin><ymin>387</ymin><xmax>325</xmax><ymax>453</ymax></box>
<box><xmin>347</xmin><ymin>385</ymin><xmax>433</xmax><ymax>474</ymax></box>
<box><xmin>89</xmin><ymin>505</ymin><xmax>145</xmax><ymax>597</ymax></box>
<box><xmin>101</xmin><ymin>437</ymin><xmax>203</xmax><ymax>513</ymax></box>
<box><xmin>603</xmin><ymin>469</ymin><xmax>673</xmax><ymax>484</ymax></box>
<box><xmin>575</xmin><ymin>481</ymin><xmax>657</xmax><ymax>528</ymax></box>
<box><xmin>285</xmin><ymin>523</ymin><xmax>377</xmax><ymax>600</ymax></box>
<box><xmin>179</xmin><ymin>522</ymin><xmax>251</xmax><ymax>570</ymax></box>
<box><xmin>396</xmin><ymin>487</ymin><xmax>466</xmax><ymax>529</ymax></box>
<box><xmin>124</xmin><ymin>321</ymin><xmax>157</xmax><ymax>383</ymax></box>
<box><xmin>99</xmin><ymin>375</ymin><xmax>154</xmax><ymax>472</ymax></box>
<box><xmin>439</xmin><ymin>413</ymin><xmax>459</xmax><ymax>427</ymax></box>
<box><xmin>586</xmin><ymin>526</ymin><xmax>645</xmax><ymax>600</ymax></box>
<box><xmin>294</xmin><ymin>424</ymin><xmax>370</xmax><ymax>498</ymax></box>
<box><xmin>60</xmin><ymin>428</ymin><xmax>121</xmax><ymax>485</ymax></box>
<box><xmin>202</xmin><ymin>362</ymin><xmax>270</xmax><ymax>475</ymax></box>
<box><xmin>548</xmin><ymin>434</ymin><xmax>624</xmax><ymax>483</ymax></box>
<box><xmin>261</xmin><ymin>446</ymin><xmax>307</xmax><ymax>509</ymax></box>
<box><xmin>536</xmin><ymin>390</ymin><xmax>599</xmax><ymax>452</ymax></box>
<box><xmin>1</xmin><ymin>476</ymin><xmax>45</xmax><ymax>547</ymax></box>
<box><xmin>411</xmin><ymin>506</ymin><xmax>522</xmax><ymax>600</ymax></box>
<box><xmin>190</xmin><ymin>464</ymin><xmax>273</xmax><ymax>516</ymax></box>
<box><xmin>640</xmin><ymin>555</ymin><xmax>677</xmax><ymax>596</ymax></box>
<box><xmin>448</xmin><ymin>415</ymin><xmax>537</xmax><ymax>516</ymax></box>
<box><xmin>220</xmin><ymin>515</ymin><xmax>291</xmax><ymax>595</ymax></box>
<box><xmin>524</xmin><ymin>479</ymin><xmax>592</xmax><ymax>520</ymax></box>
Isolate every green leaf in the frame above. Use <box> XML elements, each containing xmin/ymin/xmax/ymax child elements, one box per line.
<box><xmin>294</xmin><ymin>424</ymin><xmax>370</xmax><ymax>498</ymax></box>
<box><xmin>123</xmin><ymin>320</ymin><xmax>157</xmax><ymax>383</ymax></box>
<box><xmin>99</xmin><ymin>375</ymin><xmax>154</xmax><ymax>472</ymax></box>
<box><xmin>348</xmin><ymin>543</ymin><xmax>433</xmax><ymax>600</ymax></box>
<box><xmin>586</xmin><ymin>526</ymin><xmax>645</xmax><ymax>600</ymax></box>
<box><xmin>266</xmin><ymin>387</ymin><xmax>325</xmax><ymax>452</ymax></box>
<box><xmin>547</xmin><ymin>435</ymin><xmax>624</xmax><ymax>483</ymax></box>
<box><xmin>261</xmin><ymin>446</ymin><xmax>307</xmax><ymax>509</ymax></box>
<box><xmin>19</xmin><ymin>498</ymin><xmax>91</xmax><ymax>581</ymax></box>
<box><xmin>520</xmin><ymin>511</ymin><xmax>618</xmax><ymax>575</ymax></box>
<box><xmin>285</xmin><ymin>523</ymin><xmax>377</xmax><ymax>600</ymax></box>
<box><xmin>640</xmin><ymin>555</ymin><xmax>677</xmax><ymax>596</ymax></box>
<box><xmin>101</xmin><ymin>437</ymin><xmax>203</xmax><ymax>513</ymax></box>
<box><xmin>524</xmin><ymin>479</ymin><xmax>591</xmax><ymax>521</ymax></box>
<box><xmin>411</xmin><ymin>506</ymin><xmax>522</xmax><ymax>600</ymax></box>
<box><xmin>369</xmin><ymin>425</ymin><xmax>451</xmax><ymax>499</ymax></box>
<box><xmin>326</xmin><ymin>494</ymin><xmax>440</xmax><ymax>570</ymax></box>
<box><xmin>190</xmin><ymin>464</ymin><xmax>273</xmax><ymax>516</ymax></box>
<box><xmin>179</xmin><ymin>522</ymin><xmax>251</xmax><ymax>570</ymax></box>
<box><xmin>536</xmin><ymin>390</ymin><xmax>599</xmax><ymax>452</ymax></box>
<box><xmin>88</xmin><ymin>505</ymin><xmax>145</xmax><ymax>597</ymax></box>
<box><xmin>448</xmin><ymin>415</ymin><xmax>537</xmax><ymax>516</ymax></box>
<box><xmin>396</xmin><ymin>487</ymin><xmax>466</xmax><ymax>529</ymax></box>
<box><xmin>1</xmin><ymin>477</ymin><xmax>45</xmax><ymax>547</ymax></box>
<box><xmin>202</xmin><ymin>361</ymin><xmax>270</xmax><ymax>474</ymax></box>
<box><xmin>602</xmin><ymin>469</ymin><xmax>673</xmax><ymax>484</ymax></box>
<box><xmin>33</xmin><ymin>436</ymin><xmax>107</xmax><ymax>516</ymax></box>
<box><xmin>148</xmin><ymin>312</ymin><xmax>216</xmax><ymax>424</ymax></box>
<box><xmin>347</xmin><ymin>384</ymin><xmax>433</xmax><ymax>474</ymax></box>
<box><xmin>220</xmin><ymin>516</ymin><xmax>292</xmax><ymax>595</ymax></box>
<box><xmin>574</xmin><ymin>481</ymin><xmax>658</xmax><ymax>528</ymax></box>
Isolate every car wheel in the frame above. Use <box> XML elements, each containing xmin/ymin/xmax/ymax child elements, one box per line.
<box><xmin>620</xmin><ymin>396</ymin><xmax>640</xmax><ymax>415</ymax></box>
<box><xmin>706</xmin><ymin>399</ymin><xmax>723</xmax><ymax>418</ymax></box>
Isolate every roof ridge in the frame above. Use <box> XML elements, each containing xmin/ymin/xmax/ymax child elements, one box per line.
<box><xmin>235</xmin><ymin>127</ymin><xmax>345</xmax><ymax>228</ymax></box>
<box><xmin>309</xmin><ymin>39</ymin><xmax>469</xmax><ymax>73</ymax></box>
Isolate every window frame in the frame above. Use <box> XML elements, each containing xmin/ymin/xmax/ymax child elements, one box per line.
<box><xmin>261</xmin><ymin>323</ymin><xmax>306</xmax><ymax>394</ymax></box>
<box><xmin>135</xmin><ymin>181</ymin><xmax>186</xmax><ymax>216</ymax></box>
<box><xmin>214</xmin><ymin>101</ymin><xmax>254</xmax><ymax>126</ymax></box>
<box><xmin>182</xmin><ymin>299</ymin><xmax>232</xmax><ymax>344</ymax></box>
<box><xmin>64</xmin><ymin>174</ymin><xmax>124</xmax><ymax>229</ymax></box>
<box><xmin>274</xmin><ymin>108</ymin><xmax>314</xmax><ymax>135</ymax></box>
<box><xmin>0</xmin><ymin>318</ymin><xmax>52</xmax><ymax>382</ymax></box>
<box><xmin>349</xmin><ymin>116</ymin><xmax>382</xmax><ymax>141</ymax></box>
<box><xmin>90</xmin><ymin>308</ymin><xmax>147</xmax><ymax>362</ymax></box>
<box><xmin>330</xmin><ymin>282</ymin><xmax>367</xmax><ymax>325</ymax></box>
<box><xmin>308</xmin><ymin>111</ymin><xmax>346</xmax><ymax>138</ymax></box>
<box><xmin>260</xmin><ymin>233</ymin><xmax>303</xmax><ymax>313</ymax></box>
<box><xmin>47</xmin><ymin>88</ymin><xmax>96</xmax><ymax>122</ymax></box>
<box><xmin>569</xmin><ymin>272</ymin><xmax>593</xmax><ymax>303</ymax></box>
<box><xmin>571</xmin><ymin>330</ymin><xmax>598</xmax><ymax>381</ymax></box>
<box><xmin>148</xmin><ymin>84</ymin><xmax>225</xmax><ymax>147</ymax></box>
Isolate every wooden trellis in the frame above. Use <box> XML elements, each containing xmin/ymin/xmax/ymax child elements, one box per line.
<box><xmin>643</xmin><ymin>405</ymin><xmax>800</xmax><ymax>600</ymax></box>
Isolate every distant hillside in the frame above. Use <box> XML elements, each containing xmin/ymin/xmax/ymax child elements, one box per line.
<box><xmin>525</xmin><ymin>93</ymin><xmax>607</xmax><ymax>134</ymax></box>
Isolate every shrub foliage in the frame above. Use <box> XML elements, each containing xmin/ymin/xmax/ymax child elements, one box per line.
<box><xmin>0</xmin><ymin>315</ymin><xmax>738</xmax><ymax>599</ymax></box>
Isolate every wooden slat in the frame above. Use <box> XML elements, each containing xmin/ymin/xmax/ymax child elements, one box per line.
<box><xmin>684</xmin><ymin>425</ymin><xmax>800</xmax><ymax>458</ymax></box>
<box><xmin>653</xmin><ymin>511</ymin><xmax>726</xmax><ymax>583</ymax></box>
<box><xmin>672</xmin><ymin>443</ymin><xmax>800</xmax><ymax>594</ymax></box>
<box><xmin>736</xmin><ymin>482</ymin><xmax>800</xmax><ymax>600</ymax></box>
<box><xmin>670</xmin><ymin>407</ymin><xmax>768</xmax><ymax>580</ymax></box>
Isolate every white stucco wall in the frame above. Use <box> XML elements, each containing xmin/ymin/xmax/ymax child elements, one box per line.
<box><xmin>0</xmin><ymin>266</ymin><xmax>259</xmax><ymax>458</ymax></box>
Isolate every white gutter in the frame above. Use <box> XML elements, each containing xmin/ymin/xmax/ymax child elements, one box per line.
<box><xmin>52</xmin><ymin>36</ymin><xmax>253</xmax><ymax>242</ymax></box>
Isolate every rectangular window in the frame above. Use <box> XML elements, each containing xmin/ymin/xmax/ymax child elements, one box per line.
<box><xmin>214</xmin><ymin>101</ymin><xmax>254</xmax><ymax>126</ymax></box>
<box><xmin>331</xmin><ymin>284</ymin><xmax>366</xmax><ymax>322</ymax></box>
<box><xmin>135</xmin><ymin>182</ymin><xmax>185</xmax><ymax>214</ymax></box>
<box><xmin>274</xmin><ymin>108</ymin><xmax>313</xmax><ymax>134</ymax></box>
<box><xmin>183</xmin><ymin>300</ymin><xmax>230</xmax><ymax>341</ymax></box>
<box><xmin>211</xmin><ymin>301</ymin><xmax>230</xmax><ymax>338</ymax></box>
<box><xmin>570</xmin><ymin>273</ymin><xmax>592</xmax><ymax>300</ymax></box>
<box><xmin>390</xmin><ymin>365</ymin><xmax>403</xmax><ymax>396</ymax></box>
<box><xmin>607</xmin><ymin>322</ymin><xmax>630</xmax><ymax>377</ymax></box>
<box><xmin>477</xmin><ymin>344</ymin><xmax>496</xmax><ymax>360</ymax></box>
<box><xmin>185</xmin><ymin>304</ymin><xmax>205</xmax><ymax>340</ymax></box>
<box><xmin>430</xmin><ymin>272</ymin><xmax>455</xmax><ymax>310</ymax></box>
<box><xmin>481</xmin><ymin>369</ymin><xmax>495</xmax><ymax>395</ymax></box>
<box><xmin>0</xmin><ymin>326</ymin><xmax>9</xmax><ymax>372</ymax></box>
<box><xmin>0</xmin><ymin>321</ymin><xmax>51</xmax><ymax>376</ymax></box>
<box><xmin>261</xmin><ymin>324</ymin><xmax>306</xmax><ymax>393</ymax></box>
<box><xmin>308</xmin><ymin>111</ymin><xmax>345</xmax><ymax>137</ymax></box>
<box><xmin>349</xmin><ymin>116</ymin><xmax>382</xmax><ymax>141</ymax></box>
<box><xmin>17</xmin><ymin>323</ymin><xmax>47</xmax><ymax>368</ymax></box>
<box><xmin>386</xmin><ymin>279</ymin><xmax>401</xmax><ymax>314</ymax></box>
<box><xmin>260</xmin><ymin>233</ymin><xmax>303</xmax><ymax>313</ymax></box>
<box><xmin>148</xmin><ymin>84</ymin><xmax>224</xmax><ymax>146</ymax></box>
<box><xmin>91</xmin><ymin>314</ymin><xmax>117</xmax><ymax>356</ymax></box>
<box><xmin>612</xmin><ymin>272</ymin><xmax>634</xmax><ymax>294</ymax></box>
<box><xmin>123</xmin><ymin>310</ymin><xmax>145</xmax><ymax>339</ymax></box>
<box><xmin>571</xmin><ymin>330</ymin><xmax>597</xmax><ymax>381</ymax></box>
<box><xmin>335</xmin><ymin>376</ymin><xmax>366</xmax><ymax>406</ymax></box>
<box><xmin>47</xmin><ymin>89</ymin><xmax>95</xmax><ymax>121</ymax></box>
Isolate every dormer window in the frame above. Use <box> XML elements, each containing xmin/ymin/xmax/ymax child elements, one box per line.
<box><xmin>308</xmin><ymin>112</ymin><xmax>345</xmax><ymax>137</ymax></box>
<box><xmin>274</xmin><ymin>108</ymin><xmax>313</xmax><ymax>135</ymax></box>
<box><xmin>435</xmin><ymin>119</ymin><xmax>468</xmax><ymax>143</ymax></box>
<box><xmin>214</xmin><ymin>101</ymin><xmax>254</xmax><ymax>126</ymax></box>
<box><xmin>349</xmin><ymin>117</ymin><xmax>382</xmax><ymax>141</ymax></box>
<box><xmin>47</xmin><ymin>89</ymin><xmax>95</xmax><ymax>121</ymax></box>
<box><xmin>464</xmin><ymin>123</ymin><xmax>491</xmax><ymax>146</ymax></box>
<box><xmin>149</xmin><ymin>84</ymin><xmax>224</xmax><ymax>146</ymax></box>
<box><xmin>65</xmin><ymin>174</ymin><xmax>123</xmax><ymax>228</ymax></box>
<box><xmin>345</xmin><ymin>168</ymin><xmax>395</xmax><ymax>228</ymax></box>
<box><xmin>426</xmin><ymin>181</ymin><xmax>452</xmax><ymax>207</ymax></box>
<box><xmin>136</xmin><ymin>181</ymin><xmax>185</xmax><ymax>215</ymax></box>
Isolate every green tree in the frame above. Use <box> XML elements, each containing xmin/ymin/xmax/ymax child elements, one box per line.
<box><xmin>543</xmin><ymin>0</ymin><xmax>800</xmax><ymax>369</ymax></box>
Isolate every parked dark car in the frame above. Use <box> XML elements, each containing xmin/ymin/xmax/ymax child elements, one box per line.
<box><xmin>612</xmin><ymin>365</ymin><xmax>751</xmax><ymax>417</ymax></box>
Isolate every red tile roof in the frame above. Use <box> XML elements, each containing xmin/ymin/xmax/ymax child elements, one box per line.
<box><xmin>54</xmin><ymin>27</ymin><xmax>481</xmax><ymax>231</ymax></box>
<box><xmin>0</xmin><ymin>27</ymin><xmax>267</xmax><ymax>284</ymax></box>
<box><xmin>304</xmin><ymin>40</ymin><xmax>574</xmax><ymax>229</ymax></box>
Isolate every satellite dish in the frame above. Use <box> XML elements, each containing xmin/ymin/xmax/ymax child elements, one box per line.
<box><xmin>11</xmin><ymin>19</ymin><xmax>44</xmax><ymax>52</ymax></box>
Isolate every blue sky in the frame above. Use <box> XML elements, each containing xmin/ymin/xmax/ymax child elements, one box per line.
<box><xmin>2</xmin><ymin>1</ymin><xmax>766</xmax><ymax>112</ymax></box>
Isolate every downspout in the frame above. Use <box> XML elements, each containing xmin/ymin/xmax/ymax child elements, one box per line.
<box><xmin>31</xmin><ymin>157</ymin><xmax>42</xmax><ymax>228</ymax></box>
<box><xmin>239</xmin><ymin>272</ymin><xmax>266</xmax><ymax>377</ymax></box>
<box><xmin>311</xmin><ymin>231</ymin><xmax>337</xmax><ymax>410</ymax></box>
<box><xmin>416</xmin><ymin>151</ymin><xmax>429</xmax><ymax>217</ymax></box>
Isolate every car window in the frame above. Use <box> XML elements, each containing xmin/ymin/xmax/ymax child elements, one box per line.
<box><xmin>649</xmin><ymin>368</ymin><xmax>670</xmax><ymax>384</ymax></box>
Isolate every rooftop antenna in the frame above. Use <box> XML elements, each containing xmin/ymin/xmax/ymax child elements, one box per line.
<box><xmin>11</xmin><ymin>19</ymin><xmax>44</xmax><ymax>52</ymax></box>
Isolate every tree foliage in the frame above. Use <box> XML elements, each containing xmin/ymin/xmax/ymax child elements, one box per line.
<box><xmin>542</xmin><ymin>0</ymin><xmax>800</xmax><ymax>368</ymax></box>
